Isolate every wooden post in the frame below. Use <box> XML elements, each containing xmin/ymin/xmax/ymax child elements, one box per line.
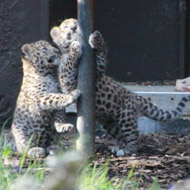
<box><xmin>76</xmin><ymin>0</ymin><xmax>95</xmax><ymax>156</ymax></box>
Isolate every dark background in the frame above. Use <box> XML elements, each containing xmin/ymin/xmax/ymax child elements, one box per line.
<box><xmin>49</xmin><ymin>0</ymin><xmax>189</xmax><ymax>82</ymax></box>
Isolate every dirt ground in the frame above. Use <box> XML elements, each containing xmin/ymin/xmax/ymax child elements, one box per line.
<box><xmin>3</xmin><ymin>133</ymin><xmax>190</xmax><ymax>189</ymax></box>
<box><xmin>95</xmin><ymin>134</ymin><xmax>190</xmax><ymax>189</ymax></box>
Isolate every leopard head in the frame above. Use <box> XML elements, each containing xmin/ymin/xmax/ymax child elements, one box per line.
<box><xmin>50</xmin><ymin>18</ymin><xmax>79</xmax><ymax>54</ymax></box>
<box><xmin>21</xmin><ymin>40</ymin><xmax>60</xmax><ymax>74</ymax></box>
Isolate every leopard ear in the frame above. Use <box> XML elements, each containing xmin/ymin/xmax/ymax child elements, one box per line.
<box><xmin>50</xmin><ymin>27</ymin><xmax>61</xmax><ymax>41</ymax></box>
<box><xmin>21</xmin><ymin>44</ymin><xmax>31</xmax><ymax>59</ymax></box>
<box><xmin>60</xmin><ymin>18</ymin><xmax>78</xmax><ymax>31</ymax></box>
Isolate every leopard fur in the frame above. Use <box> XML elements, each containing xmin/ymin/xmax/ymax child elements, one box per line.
<box><xmin>9</xmin><ymin>40</ymin><xmax>80</xmax><ymax>158</ymax></box>
<box><xmin>51</xmin><ymin>19</ymin><xmax>190</xmax><ymax>156</ymax></box>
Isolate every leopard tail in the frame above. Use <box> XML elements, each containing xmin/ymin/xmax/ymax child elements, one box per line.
<box><xmin>136</xmin><ymin>95</ymin><xmax>190</xmax><ymax>121</ymax></box>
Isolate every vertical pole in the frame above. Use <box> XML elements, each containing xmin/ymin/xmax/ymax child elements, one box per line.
<box><xmin>76</xmin><ymin>0</ymin><xmax>95</xmax><ymax>156</ymax></box>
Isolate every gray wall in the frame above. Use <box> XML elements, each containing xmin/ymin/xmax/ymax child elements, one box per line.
<box><xmin>0</xmin><ymin>0</ymin><xmax>49</xmax><ymax>128</ymax></box>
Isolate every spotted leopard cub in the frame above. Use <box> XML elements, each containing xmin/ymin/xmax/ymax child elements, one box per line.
<box><xmin>50</xmin><ymin>19</ymin><xmax>82</xmax><ymax>133</ymax></box>
<box><xmin>53</xmin><ymin>20</ymin><xmax>190</xmax><ymax>157</ymax></box>
<box><xmin>50</xmin><ymin>18</ymin><xmax>80</xmax><ymax>93</ymax></box>
<box><xmin>11</xmin><ymin>40</ymin><xmax>80</xmax><ymax>158</ymax></box>
<box><xmin>90</xmin><ymin>31</ymin><xmax>190</xmax><ymax>156</ymax></box>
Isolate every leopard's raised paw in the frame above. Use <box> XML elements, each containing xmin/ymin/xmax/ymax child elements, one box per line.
<box><xmin>70</xmin><ymin>41</ymin><xmax>82</xmax><ymax>58</ymax></box>
<box><xmin>89</xmin><ymin>31</ymin><xmax>105</xmax><ymax>51</ymax></box>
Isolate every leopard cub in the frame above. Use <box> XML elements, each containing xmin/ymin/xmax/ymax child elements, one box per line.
<box><xmin>50</xmin><ymin>19</ymin><xmax>82</xmax><ymax>134</ymax></box>
<box><xmin>52</xmin><ymin>18</ymin><xmax>190</xmax><ymax>157</ymax></box>
<box><xmin>50</xmin><ymin>18</ymin><xmax>81</xmax><ymax>94</ymax></box>
<box><xmin>11</xmin><ymin>40</ymin><xmax>80</xmax><ymax>158</ymax></box>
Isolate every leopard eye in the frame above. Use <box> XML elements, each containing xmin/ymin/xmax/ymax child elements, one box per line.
<box><xmin>71</xmin><ymin>25</ymin><xmax>77</xmax><ymax>31</ymax></box>
<box><xmin>22</xmin><ymin>52</ymin><xmax>26</xmax><ymax>57</ymax></box>
<box><xmin>48</xmin><ymin>56</ymin><xmax>56</xmax><ymax>63</ymax></box>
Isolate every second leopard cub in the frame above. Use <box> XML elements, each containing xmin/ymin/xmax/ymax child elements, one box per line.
<box><xmin>11</xmin><ymin>40</ymin><xmax>80</xmax><ymax>158</ymax></box>
<box><xmin>50</xmin><ymin>19</ymin><xmax>82</xmax><ymax>133</ymax></box>
<box><xmin>51</xmin><ymin>19</ymin><xmax>190</xmax><ymax>157</ymax></box>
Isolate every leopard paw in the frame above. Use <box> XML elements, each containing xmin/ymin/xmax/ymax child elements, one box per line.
<box><xmin>54</xmin><ymin>122</ymin><xmax>75</xmax><ymax>133</ymax></box>
<box><xmin>89</xmin><ymin>31</ymin><xmax>105</xmax><ymax>51</ymax></box>
<box><xmin>111</xmin><ymin>146</ymin><xmax>136</xmax><ymax>157</ymax></box>
<box><xmin>70</xmin><ymin>41</ymin><xmax>82</xmax><ymax>58</ymax></box>
<box><xmin>111</xmin><ymin>147</ymin><xmax>125</xmax><ymax>157</ymax></box>
<box><xmin>27</xmin><ymin>147</ymin><xmax>46</xmax><ymax>158</ymax></box>
<box><xmin>66</xmin><ymin>89</ymin><xmax>80</xmax><ymax>105</ymax></box>
<box><xmin>70</xmin><ymin>89</ymin><xmax>80</xmax><ymax>101</ymax></box>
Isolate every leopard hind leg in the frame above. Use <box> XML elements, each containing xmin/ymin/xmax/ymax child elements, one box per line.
<box><xmin>102</xmin><ymin>109</ymin><xmax>139</xmax><ymax>157</ymax></box>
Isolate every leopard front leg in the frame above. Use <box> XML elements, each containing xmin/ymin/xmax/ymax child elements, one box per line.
<box><xmin>59</xmin><ymin>41</ymin><xmax>82</xmax><ymax>93</ymax></box>
<box><xmin>89</xmin><ymin>31</ymin><xmax>107</xmax><ymax>75</ymax></box>
<box><xmin>34</xmin><ymin>89</ymin><xmax>80</xmax><ymax>111</ymax></box>
<box><xmin>54</xmin><ymin>110</ymin><xmax>75</xmax><ymax>134</ymax></box>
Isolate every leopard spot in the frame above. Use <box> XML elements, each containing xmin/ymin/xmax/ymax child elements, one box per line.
<box><xmin>96</xmin><ymin>99</ymin><xmax>101</xmax><ymax>105</ymax></box>
<box><xmin>99</xmin><ymin>108</ymin><xmax>105</xmax><ymax>112</ymax></box>
<box><xmin>106</xmin><ymin>102</ymin><xmax>111</xmax><ymax>109</ymax></box>
<box><xmin>106</xmin><ymin>87</ymin><xmax>109</xmax><ymax>92</ymax></box>
<box><xmin>107</xmin><ymin>94</ymin><xmax>112</xmax><ymax>100</ymax></box>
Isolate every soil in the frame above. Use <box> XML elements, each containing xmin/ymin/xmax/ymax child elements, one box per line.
<box><xmin>3</xmin><ymin>133</ymin><xmax>190</xmax><ymax>189</ymax></box>
<box><xmin>94</xmin><ymin>134</ymin><xmax>190</xmax><ymax>189</ymax></box>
